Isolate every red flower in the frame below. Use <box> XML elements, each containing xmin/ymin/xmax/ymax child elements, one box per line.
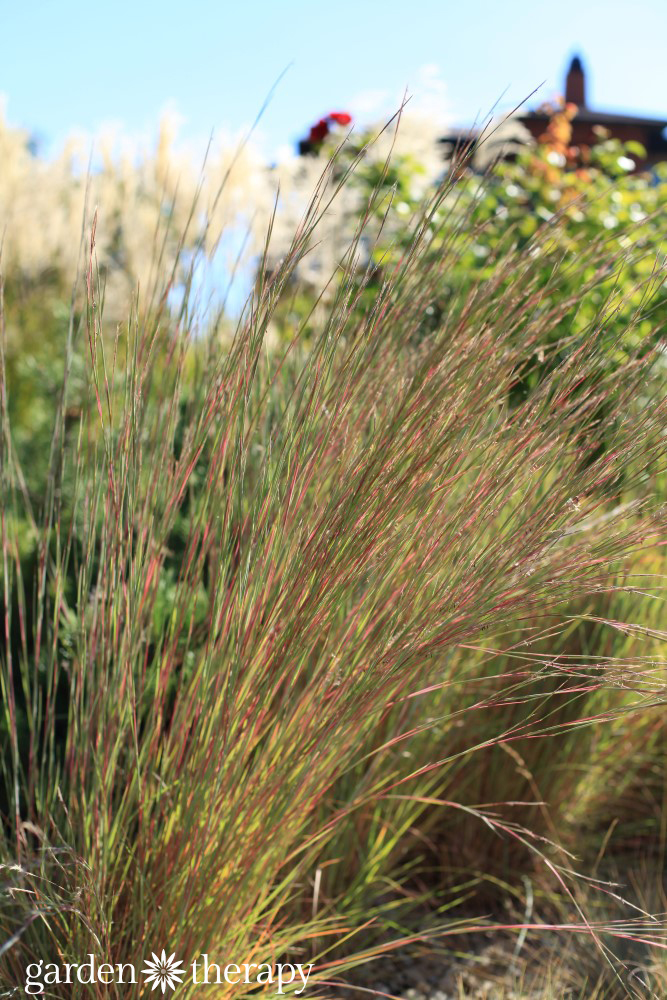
<box><xmin>328</xmin><ymin>111</ymin><xmax>352</xmax><ymax>126</ymax></box>
<box><xmin>308</xmin><ymin>118</ymin><xmax>330</xmax><ymax>144</ymax></box>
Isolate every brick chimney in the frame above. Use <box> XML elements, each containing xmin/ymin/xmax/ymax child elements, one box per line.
<box><xmin>565</xmin><ymin>55</ymin><xmax>586</xmax><ymax>107</ymax></box>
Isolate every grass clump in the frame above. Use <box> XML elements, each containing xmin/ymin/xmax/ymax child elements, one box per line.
<box><xmin>0</xmin><ymin>133</ymin><xmax>666</xmax><ymax>998</ymax></box>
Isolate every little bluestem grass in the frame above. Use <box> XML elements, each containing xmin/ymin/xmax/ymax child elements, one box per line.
<box><xmin>1</xmin><ymin>135</ymin><xmax>666</xmax><ymax>997</ymax></box>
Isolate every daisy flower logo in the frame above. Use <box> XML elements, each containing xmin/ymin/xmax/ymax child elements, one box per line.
<box><xmin>142</xmin><ymin>950</ymin><xmax>186</xmax><ymax>993</ymax></box>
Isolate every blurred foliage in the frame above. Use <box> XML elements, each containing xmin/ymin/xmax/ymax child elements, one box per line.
<box><xmin>270</xmin><ymin>102</ymin><xmax>667</xmax><ymax>391</ymax></box>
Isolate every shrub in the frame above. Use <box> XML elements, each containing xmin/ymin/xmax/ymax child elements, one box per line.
<box><xmin>268</xmin><ymin>104</ymin><xmax>667</xmax><ymax>382</ymax></box>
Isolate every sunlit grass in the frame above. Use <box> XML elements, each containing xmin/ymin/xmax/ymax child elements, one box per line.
<box><xmin>1</xmin><ymin>134</ymin><xmax>666</xmax><ymax>998</ymax></box>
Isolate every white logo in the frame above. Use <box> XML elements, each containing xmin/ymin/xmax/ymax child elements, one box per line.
<box><xmin>142</xmin><ymin>950</ymin><xmax>186</xmax><ymax>993</ymax></box>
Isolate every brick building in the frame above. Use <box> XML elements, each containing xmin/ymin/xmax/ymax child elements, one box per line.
<box><xmin>517</xmin><ymin>56</ymin><xmax>667</xmax><ymax>170</ymax></box>
<box><xmin>441</xmin><ymin>55</ymin><xmax>667</xmax><ymax>172</ymax></box>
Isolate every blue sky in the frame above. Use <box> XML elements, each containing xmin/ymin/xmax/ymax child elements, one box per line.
<box><xmin>3</xmin><ymin>0</ymin><xmax>666</xmax><ymax>159</ymax></box>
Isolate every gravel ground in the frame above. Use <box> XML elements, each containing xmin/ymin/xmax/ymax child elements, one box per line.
<box><xmin>339</xmin><ymin>940</ymin><xmax>570</xmax><ymax>1000</ymax></box>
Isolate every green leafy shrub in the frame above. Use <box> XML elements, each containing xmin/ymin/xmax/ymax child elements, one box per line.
<box><xmin>270</xmin><ymin>104</ymin><xmax>667</xmax><ymax>387</ymax></box>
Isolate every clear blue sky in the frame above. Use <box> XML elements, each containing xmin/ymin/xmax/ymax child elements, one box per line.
<box><xmin>3</xmin><ymin>0</ymin><xmax>666</xmax><ymax>159</ymax></box>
